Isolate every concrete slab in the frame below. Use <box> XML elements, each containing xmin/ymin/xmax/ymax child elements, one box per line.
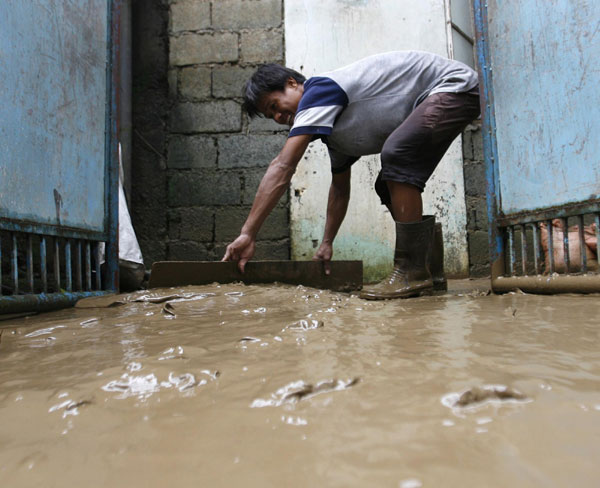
<box><xmin>149</xmin><ymin>260</ymin><xmax>363</xmax><ymax>292</ymax></box>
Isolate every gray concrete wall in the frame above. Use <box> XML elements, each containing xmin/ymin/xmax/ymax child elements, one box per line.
<box><xmin>132</xmin><ymin>0</ymin><xmax>289</xmax><ymax>267</ymax></box>
<box><xmin>131</xmin><ymin>0</ymin><xmax>170</xmax><ymax>266</ymax></box>
<box><xmin>462</xmin><ymin>122</ymin><xmax>490</xmax><ymax>277</ymax></box>
<box><xmin>167</xmin><ymin>0</ymin><xmax>289</xmax><ymax>261</ymax></box>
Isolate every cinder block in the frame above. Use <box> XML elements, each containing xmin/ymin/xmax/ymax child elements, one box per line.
<box><xmin>465</xmin><ymin>196</ymin><xmax>489</xmax><ymax>231</ymax></box>
<box><xmin>462</xmin><ymin>127</ymin><xmax>474</xmax><ymax>160</ymax></box>
<box><xmin>214</xmin><ymin>207</ymin><xmax>250</xmax><ymax>242</ymax></box>
<box><xmin>218</xmin><ymin>133</ymin><xmax>286</xmax><ymax>168</ymax></box>
<box><xmin>170</xmin><ymin>101</ymin><xmax>241</xmax><ymax>133</ymax></box>
<box><xmin>168</xmin><ymin>171</ymin><xmax>241</xmax><ymax>206</ymax></box>
<box><xmin>242</xmin><ymin>168</ymin><xmax>289</xmax><ymax>205</ymax></box>
<box><xmin>258</xmin><ymin>206</ymin><xmax>289</xmax><ymax>239</ymax></box>
<box><xmin>254</xmin><ymin>239</ymin><xmax>290</xmax><ymax>260</ymax></box>
<box><xmin>169</xmin><ymin>207</ymin><xmax>214</xmax><ymax>241</ymax></box>
<box><xmin>213</xmin><ymin>66</ymin><xmax>256</xmax><ymax>98</ymax></box>
<box><xmin>167</xmin><ymin>209</ymin><xmax>182</xmax><ymax>239</ymax></box>
<box><xmin>212</xmin><ymin>0</ymin><xmax>282</xmax><ymax>30</ymax></box>
<box><xmin>139</xmin><ymin>237</ymin><xmax>167</xmax><ymax>266</ymax></box>
<box><xmin>463</xmin><ymin>161</ymin><xmax>486</xmax><ymax>198</ymax></box>
<box><xmin>247</xmin><ymin>114</ymin><xmax>285</xmax><ymax>133</ymax></box>
<box><xmin>241</xmin><ymin>29</ymin><xmax>283</xmax><ymax>63</ymax></box>
<box><xmin>170</xmin><ymin>0</ymin><xmax>210</xmax><ymax>32</ymax></box>
<box><xmin>471</xmin><ymin>127</ymin><xmax>485</xmax><ymax>162</ymax></box>
<box><xmin>210</xmin><ymin>240</ymin><xmax>290</xmax><ymax>261</ymax></box>
<box><xmin>170</xmin><ymin>32</ymin><xmax>238</xmax><ymax>66</ymax></box>
<box><xmin>215</xmin><ymin>206</ymin><xmax>288</xmax><ymax>241</ymax></box>
<box><xmin>469</xmin><ymin>262</ymin><xmax>491</xmax><ymax>277</ymax></box>
<box><xmin>168</xmin><ymin>68</ymin><xmax>178</xmax><ymax>99</ymax></box>
<box><xmin>213</xmin><ymin>242</ymin><xmax>228</xmax><ymax>261</ymax></box>
<box><xmin>134</xmin><ymin>127</ymin><xmax>167</xmax><ymax>170</ymax></box>
<box><xmin>168</xmin><ymin>241</ymin><xmax>216</xmax><ymax>261</ymax></box>
<box><xmin>168</xmin><ymin>135</ymin><xmax>217</xmax><ymax>169</ymax></box>
<box><xmin>179</xmin><ymin>66</ymin><xmax>211</xmax><ymax>100</ymax></box>
<box><xmin>468</xmin><ymin>230</ymin><xmax>490</xmax><ymax>266</ymax></box>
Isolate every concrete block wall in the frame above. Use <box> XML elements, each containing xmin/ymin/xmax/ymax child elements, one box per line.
<box><xmin>166</xmin><ymin>0</ymin><xmax>290</xmax><ymax>262</ymax></box>
<box><xmin>462</xmin><ymin>122</ymin><xmax>490</xmax><ymax>277</ymax></box>
<box><xmin>131</xmin><ymin>0</ymin><xmax>170</xmax><ymax>267</ymax></box>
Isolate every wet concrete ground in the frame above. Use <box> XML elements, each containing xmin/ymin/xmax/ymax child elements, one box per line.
<box><xmin>0</xmin><ymin>279</ymin><xmax>599</xmax><ymax>487</ymax></box>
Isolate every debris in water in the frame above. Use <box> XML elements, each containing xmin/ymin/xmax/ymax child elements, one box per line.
<box><xmin>239</xmin><ymin>337</ymin><xmax>261</xmax><ymax>343</ymax></box>
<box><xmin>251</xmin><ymin>378</ymin><xmax>359</xmax><ymax>407</ymax></box>
<box><xmin>443</xmin><ymin>385</ymin><xmax>529</xmax><ymax>410</ymax></box>
<box><xmin>162</xmin><ymin>302</ymin><xmax>176</xmax><ymax>317</ymax></box>
<box><xmin>76</xmin><ymin>291</ymin><xmax>210</xmax><ymax>308</ymax></box>
<box><xmin>66</xmin><ymin>399</ymin><xmax>93</xmax><ymax>411</ymax></box>
<box><xmin>80</xmin><ymin>318</ymin><xmax>99</xmax><ymax>327</ymax></box>
<box><xmin>200</xmin><ymin>369</ymin><xmax>220</xmax><ymax>380</ymax></box>
<box><xmin>282</xmin><ymin>319</ymin><xmax>324</xmax><ymax>332</ymax></box>
<box><xmin>133</xmin><ymin>293</ymin><xmax>204</xmax><ymax>304</ymax></box>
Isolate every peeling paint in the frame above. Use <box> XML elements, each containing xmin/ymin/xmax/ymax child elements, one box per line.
<box><xmin>0</xmin><ymin>0</ymin><xmax>108</xmax><ymax>232</ymax></box>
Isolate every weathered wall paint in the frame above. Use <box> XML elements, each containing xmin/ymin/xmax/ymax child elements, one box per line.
<box><xmin>0</xmin><ymin>0</ymin><xmax>108</xmax><ymax>232</ymax></box>
<box><xmin>285</xmin><ymin>0</ymin><xmax>469</xmax><ymax>281</ymax></box>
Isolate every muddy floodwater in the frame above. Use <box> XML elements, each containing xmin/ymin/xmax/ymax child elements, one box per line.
<box><xmin>1</xmin><ymin>281</ymin><xmax>599</xmax><ymax>487</ymax></box>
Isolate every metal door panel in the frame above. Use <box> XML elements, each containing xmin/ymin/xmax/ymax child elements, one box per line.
<box><xmin>474</xmin><ymin>0</ymin><xmax>600</xmax><ymax>293</ymax></box>
<box><xmin>0</xmin><ymin>0</ymin><xmax>119</xmax><ymax>311</ymax></box>
<box><xmin>0</xmin><ymin>0</ymin><xmax>108</xmax><ymax>233</ymax></box>
<box><xmin>486</xmin><ymin>0</ymin><xmax>600</xmax><ymax>215</ymax></box>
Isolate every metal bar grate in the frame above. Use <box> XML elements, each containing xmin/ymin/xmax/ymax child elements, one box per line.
<box><xmin>85</xmin><ymin>242</ymin><xmax>92</xmax><ymax>291</ymax></box>
<box><xmin>0</xmin><ymin>230</ymin><xmax>106</xmax><ymax>297</ymax></box>
<box><xmin>41</xmin><ymin>237</ymin><xmax>48</xmax><ymax>293</ymax></box>
<box><xmin>12</xmin><ymin>233</ymin><xmax>19</xmax><ymax>294</ymax></box>
<box><xmin>578</xmin><ymin>215</ymin><xmax>587</xmax><ymax>273</ymax></box>
<box><xmin>501</xmin><ymin>213</ymin><xmax>598</xmax><ymax>278</ymax></box>
<box><xmin>66</xmin><ymin>240</ymin><xmax>72</xmax><ymax>292</ymax></box>
<box><xmin>27</xmin><ymin>235</ymin><xmax>34</xmax><ymax>292</ymax></box>
<box><xmin>76</xmin><ymin>240</ymin><xmax>83</xmax><ymax>291</ymax></box>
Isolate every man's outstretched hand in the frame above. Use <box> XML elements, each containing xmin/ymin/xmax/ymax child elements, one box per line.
<box><xmin>312</xmin><ymin>240</ymin><xmax>333</xmax><ymax>275</ymax></box>
<box><xmin>222</xmin><ymin>234</ymin><xmax>256</xmax><ymax>273</ymax></box>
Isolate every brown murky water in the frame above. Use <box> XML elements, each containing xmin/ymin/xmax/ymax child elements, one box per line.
<box><xmin>1</xmin><ymin>282</ymin><xmax>599</xmax><ymax>487</ymax></box>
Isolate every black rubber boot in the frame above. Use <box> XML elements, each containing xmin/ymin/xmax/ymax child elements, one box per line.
<box><xmin>431</xmin><ymin>221</ymin><xmax>448</xmax><ymax>292</ymax></box>
<box><xmin>360</xmin><ymin>216</ymin><xmax>435</xmax><ymax>300</ymax></box>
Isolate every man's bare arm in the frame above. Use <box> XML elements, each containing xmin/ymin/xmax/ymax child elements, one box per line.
<box><xmin>313</xmin><ymin>169</ymin><xmax>351</xmax><ymax>274</ymax></box>
<box><xmin>223</xmin><ymin>134</ymin><xmax>312</xmax><ymax>270</ymax></box>
<box><xmin>240</xmin><ymin>134</ymin><xmax>311</xmax><ymax>238</ymax></box>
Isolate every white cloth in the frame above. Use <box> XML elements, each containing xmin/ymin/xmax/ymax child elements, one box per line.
<box><xmin>100</xmin><ymin>143</ymin><xmax>144</xmax><ymax>266</ymax></box>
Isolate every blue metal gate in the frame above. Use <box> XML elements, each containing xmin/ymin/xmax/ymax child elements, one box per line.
<box><xmin>474</xmin><ymin>0</ymin><xmax>600</xmax><ymax>293</ymax></box>
<box><xmin>0</xmin><ymin>0</ymin><xmax>120</xmax><ymax>313</ymax></box>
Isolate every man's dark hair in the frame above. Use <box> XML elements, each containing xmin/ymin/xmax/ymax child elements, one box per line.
<box><xmin>242</xmin><ymin>64</ymin><xmax>306</xmax><ymax>118</ymax></box>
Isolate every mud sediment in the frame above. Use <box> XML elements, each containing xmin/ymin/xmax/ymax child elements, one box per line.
<box><xmin>0</xmin><ymin>282</ymin><xmax>599</xmax><ymax>486</ymax></box>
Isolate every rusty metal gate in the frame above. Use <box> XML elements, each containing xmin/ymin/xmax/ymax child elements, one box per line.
<box><xmin>474</xmin><ymin>0</ymin><xmax>600</xmax><ymax>293</ymax></box>
<box><xmin>0</xmin><ymin>0</ymin><xmax>121</xmax><ymax>314</ymax></box>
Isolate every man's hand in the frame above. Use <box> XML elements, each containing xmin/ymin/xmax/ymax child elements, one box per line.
<box><xmin>313</xmin><ymin>240</ymin><xmax>333</xmax><ymax>275</ymax></box>
<box><xmin>221</xmin><ymin>134</ymin><xmax>312</xmax><ymax>273</ymax></box>
<box><xmin>222</xmin><ymin>234</ymin><xmax>256</xmax><ymax>273</ymax></box>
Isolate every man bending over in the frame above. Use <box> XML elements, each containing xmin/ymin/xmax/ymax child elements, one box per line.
<box><xmin>222</xmin><ymin>51</ymin><xmax>479</xmax><ymax>299</ymax></box>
